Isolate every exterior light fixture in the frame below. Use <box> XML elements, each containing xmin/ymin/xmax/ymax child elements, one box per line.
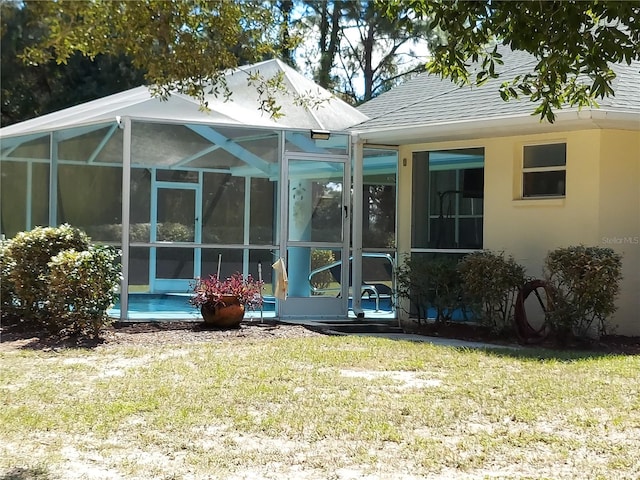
<box><xmin>310</xmin><ymin>129</ymin><xmax>330</xmax><ymax>140</ymax></box>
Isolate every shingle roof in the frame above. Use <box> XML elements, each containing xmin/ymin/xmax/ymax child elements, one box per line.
<box><xmin>355</xmin><ymin>47</ymin><xmax>640</xmax><ymax>132</ymax></box>
<box><xmin>599</xmin><ymin>61</ymin><xmax>640</xmax><ymax>111</ymax></box>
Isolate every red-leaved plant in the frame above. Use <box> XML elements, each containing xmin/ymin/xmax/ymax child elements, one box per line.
<box><xmin>190</xmin><ymin>272</ymin><xmax>264</xmax><ymax>310</ymax></box>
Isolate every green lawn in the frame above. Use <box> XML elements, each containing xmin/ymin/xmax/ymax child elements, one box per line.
<box><xmin>1</xmin><ymin>335</ymin><xmax>639</xmax><ymax>479</ymax></box>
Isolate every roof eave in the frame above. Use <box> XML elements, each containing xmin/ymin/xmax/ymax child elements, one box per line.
<box><xmin>351</xmin><ymin>108</ymin><xmax>640</xmax><ymax>145</ymax></box>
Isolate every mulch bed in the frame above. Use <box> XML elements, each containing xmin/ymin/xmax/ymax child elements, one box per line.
<box><xmin>1</xmin><ymin>319</ymin><xmax>639</xmax><ymax>355</ymax></box>
<box><xmin>0</xmin><ymin>320</ymin><xmax>325</xmax><ymax>351</ymax></box>
<box><xmin>403</xmin><ymin>320</ymin><xmax>640</xmax><ymax>355</ymax></box>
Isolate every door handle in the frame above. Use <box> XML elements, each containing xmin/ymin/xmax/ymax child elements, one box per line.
<box><xmin>344</xmin><ymin>206</ymin><xmax>348</xmax><ymax>218</ymax></box>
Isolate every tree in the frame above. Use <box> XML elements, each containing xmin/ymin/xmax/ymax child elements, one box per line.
<box><xmin>1</xmin><ymin>1</ymin><xmax>138</xmax><ymax>126</ymax></box>
<box><xmin>382</xmin><ymin>0</ymin><xmax>640</xmax><ymax>121</ymax></box>
<box><xmin>296</xmin><ymin>1</ymin><xmax>440</xmax><ymax>103</ymax></box>
<box><xmin>19</xmin><ymin>0</ymin><xmax>284</xmax><ymax>114</ymax></box>
<box><xmin>337</xmin><ymin>1</ymin><xmax>440</xmax><ymax>103</ymax></box>
<box><xmin>10</xmin><ymin>0</ymin><xmax>640</xmax><ymax>122</ymax></box>
<box><xmin>295</xmin><ymin>0</ymin><xmax>345</xmax><ymax>90</ymax></box>
<box><xmin>276</xmin><ymin>0</ymin><xmax>298</xmax><ymax>67</ymax></box>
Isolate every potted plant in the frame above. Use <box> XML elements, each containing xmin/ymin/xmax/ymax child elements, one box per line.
<box><xmin>190</xmin><ymin>272</ymin><xmax>264</xmax><ymax>328</ymax></box>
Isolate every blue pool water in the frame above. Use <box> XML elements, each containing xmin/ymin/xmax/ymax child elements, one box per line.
<box><xmin>108</xmin><ymin>293</ymin><xmax>394</xmax><ymax>320</ymax></box>
<box><xmin>108</xmin><ymin>293</ymin><xmax>276</xmax><ymax>320</ymax></box>
<box><xmin>423</xmin><ymin>307</ymin><xmax>471</xmax><ymax>322</ymax></box>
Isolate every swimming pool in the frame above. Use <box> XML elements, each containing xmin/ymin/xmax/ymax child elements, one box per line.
<box><xmin>108</xmin><ymin>293</ymin><xmax>277</xmax><ymax>321</ymax></box>
<box><xmin>108</xmin><ymin>293</ymin><xmax>394</xmax><ymax>321</ymax></box>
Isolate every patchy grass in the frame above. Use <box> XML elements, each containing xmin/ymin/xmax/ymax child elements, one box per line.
<box><xmin>1</xmin><ymin>336</ymin><xmax>639</xmax><ymax>479</ymax></box>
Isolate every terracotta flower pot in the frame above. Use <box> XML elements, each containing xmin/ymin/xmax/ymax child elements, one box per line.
<box><xmin>200</xmin><ymin>296</ymin><xmax>245</xmax><ymax>329</ymax></box>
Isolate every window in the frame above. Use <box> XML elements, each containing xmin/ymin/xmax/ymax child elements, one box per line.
<box><xmin>412</xmin><ymin>148</ymin><xmax>484</xmax><ymax>250</ymax></box>
<box><xmin>361</xmin><ymin>147</ymin><xmax>397</xmax><ymax>249</ymax></box>
<box><xmin>522</xmin><ymin>143</ymin><xmax>566</xmax><ymax>198</ymax></box>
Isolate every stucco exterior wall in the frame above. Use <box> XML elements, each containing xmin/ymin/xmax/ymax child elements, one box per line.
<box><xmin>398</xmin><ymin>128</ymin><xmax>639</xmax><ymax>335</ymax></box>
<box><xmin>483</xmin><ymin>130</ymin><xmax>602</xmax><ymax>277</ymax></box>
<box><xmin>597</xmin><ymin>129</ymin><xmax>640</xmax><ymax>335</ymax></box>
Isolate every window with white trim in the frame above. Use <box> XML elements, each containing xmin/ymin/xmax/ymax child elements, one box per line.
<box><xmin>522</xmin><ymin>143</ymin><xmax>566</xmax><ymax>198</ymax></box>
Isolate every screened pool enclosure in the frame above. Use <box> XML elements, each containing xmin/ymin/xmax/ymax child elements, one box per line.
<box><xmin>0</xmin><ymin>60</ymin><xmax>398</xmax><ymax>321</ymax></box>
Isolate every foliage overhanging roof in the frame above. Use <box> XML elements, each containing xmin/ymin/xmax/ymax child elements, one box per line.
<box><xmin>0</xmin><ymin>59</ymin><xmax>368</xmax><ymax>139</ymax></box>
<box><xmin>353</xmin><ymin>48</ymin><xmax>640</xmax><ymax>144</ymax></box>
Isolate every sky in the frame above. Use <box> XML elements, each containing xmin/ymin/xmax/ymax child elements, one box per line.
<box><xmin>290</xmin><ymin>4</ymin><xmax>433</xmax><ymax>99</ymax></box>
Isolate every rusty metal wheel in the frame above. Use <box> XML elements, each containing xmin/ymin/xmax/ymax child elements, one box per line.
<box><xmin>514</xmin><ymin>280</ymin><xmax>554</xmax><ymax>344</ymax></box>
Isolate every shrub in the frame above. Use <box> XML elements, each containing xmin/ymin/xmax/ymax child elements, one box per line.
<box><xmin>83</xmin><ymin>223</ymin><xmax>122</xmax><ymax>242</ymax></box>
<box><xmin>7</xmin><ymin>224</ymin><xmax>91</xmax><ymax>326</ymax></box>
<box><xmin>47</xmin><ymin>245</ymin><xmax>121</xmax><ymax>337</ymax></box>
<box><xmin>458</xmin><ymin>251</ymin><xmax>527</xmax><ymax>334</ymax></box>
<box><xmin>395</xmin><ymin>254</ymin><xmax>462</xmax><ymax>323</ymax></box>
<box><xmin>157</xmin><ymin>222</ymin><xmax>193</xmax><ymax>242</ymax></box>
<box><xmin>82</xmin><ymin>223</ymin><xmax>151</xmax><ymax>242</ymax></box>
<box><xmin>310</xmin><ymin>249</ymin><xmax>335</xmax><ymax>291</ymax></box>
<box><xmin>544</xmin><ymin>245</ymin><xmax>622</xmax><ymax>340</ymax></box>
<box><xmin>0</xmin><ymin>239</ymin><xmax>20</xmax><ymax>321</ymax></box>
<box><xmin>130</xmin><ymin>223</ymin><xmax>151</xmax><ymax>242</ymax></box>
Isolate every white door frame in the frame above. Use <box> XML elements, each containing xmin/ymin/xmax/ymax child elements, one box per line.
<box><xmin>277</xmin><ymin>152</ymin><xmax>351</xmax><ymax>319</ymax></box>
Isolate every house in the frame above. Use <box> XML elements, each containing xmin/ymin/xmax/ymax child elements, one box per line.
<box><xmin>351</xmin><ymin>49</ymin><xmax>640</xmax><ymax>335</ymax></box>
<box><xmin>1</xmin><ymin>52</ymin><xmax>638</xmax><ymax>334</ymax></box>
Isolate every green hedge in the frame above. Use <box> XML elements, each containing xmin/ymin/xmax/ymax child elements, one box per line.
<box><xmin>544</xmin><ymin>245</ymin><xmax>622</xmax><ymax>340</ymax></box>
<box><xmin>395</xmin><ymin>254</ymin><xmax>462</xmax><ymax>323</ymax></box>
<box><xmin>7</xmin><ymin>224</ymin><xmax>91</xmax><ymax>325</ymax></box>
<box><xmin>4</xmin><ymin>225</ymin><xmax>121</xmax><ymax>336</ymax></box>
<box><xmin>0</xmin><ymin>240</ymin><xmax>19</xmax><ymax>321</ymax></box>
<box><xmin>48</xmin><ymin>245</ymin><xmax>121</xmax><ymax>337</ymax></box>
<box><xmin>458</xmin><ymin>251</ymin><xmax>527</xmax><ymax>334</ymax></box>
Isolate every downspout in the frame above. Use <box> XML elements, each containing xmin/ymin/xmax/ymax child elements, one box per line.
<box><xmin>351</xmin><ymin>134</ymin><xmax>364</xmax><ymax>318</ymax></box>
<box><xmin>120</xmin><ymin>116</ymin><xmax>131</xmax><ymax>322</ymax></box>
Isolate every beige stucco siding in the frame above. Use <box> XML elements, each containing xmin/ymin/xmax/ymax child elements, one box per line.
<box><xmin>484</xmin><ymin>130</ymin><xmax>601</xmax><ymax>276</ymax></box>
<box><xmin>398</xmin><ymin>127</ymin><xmax>639</xmax><ymax>335</ymax></box>
<box><xmin>597</xmin><ymin>129</ymin><xmax>640</xmax><ymax>335</ymax></box>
